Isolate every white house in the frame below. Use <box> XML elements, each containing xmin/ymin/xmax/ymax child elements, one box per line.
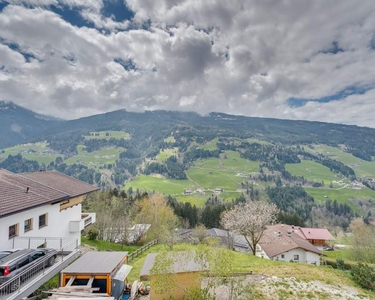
<box><xmin>0</xmin><ymin>169</ymin><xmax>98</xmax><ymax>250</ymax></box>
<box><xmin>258</xmin><ymin>224</ymin><xmax>322</xmax><ymax>265</ymax></box>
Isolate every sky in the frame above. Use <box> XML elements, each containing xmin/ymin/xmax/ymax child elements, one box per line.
<box><xmin>1</xmin><ymin>1</ymin><xmax>375</xmax><ymax>127</ymax></box>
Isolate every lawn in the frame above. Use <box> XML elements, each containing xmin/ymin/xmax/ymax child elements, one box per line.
<box><xmin>0</xmin><ymin>142</ymin><xmax>59</xmax><ymax>165</ymax></box>
<box><xmin>84</xmin><ymin>130</ymin><xmax>130</xmax><ymax>140</ymax></box>
<box><xmin>65</xmin><ymin>145</ymin><xmax>124</xmax><ymax>166</ymax></box>
<box><xmin>307</xmin><ymin>144</ymin><xmax>375</xmax><ymax>178</ymax></box>
<box><xmin>304</xmin><ymin>186</ymin><xmax>375</xmax><ymax>213</ymax></box>
<box><xmin>81</xmin><ymin>237</ymin><xmax>139</xmax><ymax>252</ymax></box>
<box><xmin>285</xmin><ymin>160</ymin><xmax>340</xmax><ymax>185</ymax></box>
<box><xmin>156</xmin><ymin>148</ymin><xmax>178</xmax><ymax>162</ymax></box>
<box><xmin>125</xmin><ymin>175</ymin><xmax>197</xmax><ymax>196</ymax></box>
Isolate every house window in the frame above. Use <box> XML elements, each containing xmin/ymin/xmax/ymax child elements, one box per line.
<box><xmin>281</xmin><ymin>254</ymin><xmax>285</xmax><ymax>259</ymax></box>
<box><xmin>9</xmin><ymin>224</ymin><xmax>19</xmax><ymax>239</ymax></box>
<box><xmin>24</xmin><ymin>218</ymin><xmax>33</xmax><ymax>232</ymax></box>
<box><xmin>294</xmin><ymin>255</ymin><xmax>299</xmax><ymax>261</ymax></box>
<box><xmin>39</xmin><ymin>213</ymin><xmax>48</xmax><ymax>228</ymax></box>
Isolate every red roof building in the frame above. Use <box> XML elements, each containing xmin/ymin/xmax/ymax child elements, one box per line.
<box><xmin>295</xmin><ymin>227</ymin><xmax>334</xmax><ymax>246</ymax></box>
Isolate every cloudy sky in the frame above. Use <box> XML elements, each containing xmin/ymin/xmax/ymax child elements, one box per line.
<box><xmin>1</xmin><ymin>0</ymin><xmax>375</xmax><ymax>127</ymax></box>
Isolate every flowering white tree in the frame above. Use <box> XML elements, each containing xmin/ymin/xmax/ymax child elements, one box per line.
<box><xmin>221</xmin><ymin>201</ymin><xmax>279</xmax><ymax>255</ymax></box>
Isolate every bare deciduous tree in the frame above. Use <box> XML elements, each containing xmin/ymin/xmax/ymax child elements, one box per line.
<box><xmin>221</xmin><ymin>201</ymin><xmax>279</xmax><ymax>255</ymax></box>
<box><xmin>348</xmin><ymin>218</ymin><xmax>375</xmax><ymax>263</ymax></box>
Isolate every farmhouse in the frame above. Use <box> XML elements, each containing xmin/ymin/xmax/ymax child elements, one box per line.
<box><xmin>257</xmin><ymin>224</ymin><xmax>322</xmax><ymax>265</ymax></box>
<box><xmin>0</xmin><ymin>168</ymin><xmax>98</xmax><ymax>249</ymax></box>
<box><xmin>140</xmin><ymin>251</ymin><xmax>208</xmax><ymax>300</ymax></box>
<box><xmin>294</xmin><ymin>226</ymin><xmax>334</xmax><ymax>247</ymax></box>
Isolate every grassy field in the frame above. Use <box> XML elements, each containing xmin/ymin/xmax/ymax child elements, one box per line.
<box><xmin>124</xmin><ymin>243</ymin><xmax>372</xmax><ymax>298</ymax></box>
<box><xmin>81</xmin><ymin>237</ymin><xmax>139</xmax><ymax>252</ymax></box>
<box><xmin>164</xmin><ymin>136</ymin><xmax>176</xmax><ymax>143</ymax></box>
<box><xmin>125</xmin><ymin>175</ymin><xmax>197</xmax><ymax>196</ymax></box>
<box><xmin>193</xmin><ymin>151</ymin><xmax>259</xmax><ymax>173</ymax></box>
<box><xmin>127</xmin><ymin>150</ymin><xmax>259</xmax><ymax>204</ymax></box>
<box><xmin>305</xmin><ymin>186</ymin><xmax>375</xmax><ymax>213</ymax></box>
<box><xmin>221</xmin><ymin>151</ymin><xmax>260</xmax><ymax>173</ymax></box>
<box><xmin>285</xmin><ymin>160</ymin><xmax>341</xmax><ymax>184</ymax></box>
<box><xmin>307</xmin><ymin>144</ymin><xmax>375</xmax><ymax>178</ymax></box>
<box><xmin>246</xmin><ymin>138</ymin><xmax>273</xmax><ymax>145</ymax></box>
<box><xmin>186</xmin><ymin>168</ymin><xmax>243</xmax><ymax>191</ymax></box>
<box><xmin>65</xmin><ymin>145</ymin><xmax>124</xmax><ymax>166</ymax></box>
<box><xmin>176</xmin><ymin>194</ymin><xmax>209</xmax><ymax>207</ymax></box>
<box><xmin>199</xmin><ymin>138</ymin><xmax>219</xmax><ymax>150</ymax></box>
<box><xmin>0</xmin><ymin>142</ymin><xmax>59</xmax><ymax>165</ymax></box>
<box><xmin>156</xmin><ymin>148</ymin><xmax>178</xmax><ymax>162</ymax></box>
<box><xmin>84</xmin><ymin>130</ymin><xmax>130</xmax><ymax>140</ymax></box>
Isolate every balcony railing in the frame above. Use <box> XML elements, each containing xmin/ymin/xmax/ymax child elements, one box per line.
<box><xmin>0</xmin><ymin>237</ymin><xmax>80</xmax><ymax>300</ymax></box>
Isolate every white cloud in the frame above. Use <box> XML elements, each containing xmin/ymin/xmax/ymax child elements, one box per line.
<box><xmin>0</xmin><ymin>1</ymin><xmax>375</xmax><ymax>127</ymax></box>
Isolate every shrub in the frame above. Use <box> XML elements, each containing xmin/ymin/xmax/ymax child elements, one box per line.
<box><xmin>336</xmin><ymin>258</ymin><xmax>345</xmax><ymax>271</ymax></box>
<box><xmin>351</xmin><ymin>262</ymin><xmax>375</xmax><ymax>290</ymax></box>
<box><xmin>87</xmin><ymin>228</ymin><xmax>99</xmax><ymax>240</ymax></box>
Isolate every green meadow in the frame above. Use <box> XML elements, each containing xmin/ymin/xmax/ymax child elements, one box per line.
<box><xmin>186</xmin><ymin>168</ymin><xmax>243</xmax><ymax>191</ymax></box>
<box><xmin>246</xmin><ymin>138</ymin><xmax>273</xmax><ymax>145</ymax></box>
<box><xmin>0</xmin><ymin>142</ymin><xmax>59</xmax><ymax>165</ymax></box>
<box><xmin>199</xmin><ymin>138</ymin><xmax>219</xmax><ymax>150</ymax></box>
<box><xmin>221</xmin><ymin>151</ymin><xmax>260</xmax><ymax>173</ymax></box>
<box><xmin>125</xmin><ymin>175</ymin><xmax>197</xmax><ymax>197</ymax></box>
<box><xmin>164</xmin><ymin>136</ymin><xmax>176</xmax><ymax>143</ymax></box>
<box><xmin>124</xmin><ymin>243</ymin><xmax>373</xmax><ymax>298</ymax></box>
<box><xmin>305</xmin><ymin>186</ymin><xmax>375</xmax><ymax>213</ymax></box>
<box><xmin>307</xmin><ymin>144</ymin><xmax>375</xmax><ymax>178</ymax></box>
<box><xmin>193</xmin><ymin>151</ymin><xmax>259</xmax><ymax>173</ymax></box>
<box><xmin>65</xmin><ymin>145</ymin><xmax>124</xmax><ymax>166</ymax></box>
<box><xmin>285</xmin><ymin>160</ymin><xmax>340</xmax><ymax>184</ymax></box>
<box><xmin>156</xmin><ymin>148</ymin><xmax>178</xmax><ymax>162</ymax></box>
<box><xmin>84</xmin><ymin>130</ymin><xmax>130</xmax><ymax>140</ymax></box>
<box><xmin>176</xmin><ymin>194</ymin><xmax>209</xmax><ymax>207</ymax></box>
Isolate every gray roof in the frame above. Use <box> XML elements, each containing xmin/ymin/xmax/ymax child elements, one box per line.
<box><xmin>140</xmin><ymin>251</ymin><xmax>208</xmax><ymax>278</ymax></box>
<box><xmin>62</xmin><ymin>251</ymin><xmax>128</xmax><ymax>275</ymax></box>
<box><xmin>0</xmin><ymin>169</ymin><xmax>98</xmax><ymax>218</ymax></box>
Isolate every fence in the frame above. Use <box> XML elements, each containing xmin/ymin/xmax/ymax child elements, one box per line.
<box><xmin>12</xmin><ymin>237</ymin><xmax>79</xmax><ymax>252</ymax></box>
<box><xmin>128</xmin><ymin>240</ymin><xmax>158</xmax><ymax>262</ymax></box>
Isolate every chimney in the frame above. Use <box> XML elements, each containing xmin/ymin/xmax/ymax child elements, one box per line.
<box><xmin>26</xmin><ymin>187</ymin><xmax>29</xmax><ymax>193</ymax></box>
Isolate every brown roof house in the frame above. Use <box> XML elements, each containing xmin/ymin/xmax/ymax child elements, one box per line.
<box><xmin>257</xmin><ymin>224</ymin><xmax>323</xmax><ymax>265</ymax></box>
<box><xmin>0</xmin><ymin>169</ymin><xmax>98</xmax><ymax>250</ymax></box>
<box><xmin>294</xmin><ymin>226</ymin><xmax>334</xmax><ymax>247</ymax></box>
<box><xmin>140</xmin><ymin>251</ymin><xmax>209</xmax><ymax>300</ymax></box>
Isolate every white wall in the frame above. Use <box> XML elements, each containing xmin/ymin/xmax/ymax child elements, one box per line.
<box><xmin>0</xmin><ymin>203</ymin><xmax>82</xmax><ymax>250</ymax></box>
<box><xmin>273</xmin><ymin>248</ymin><xmax>320</xmax><ymax>266</ymax></box>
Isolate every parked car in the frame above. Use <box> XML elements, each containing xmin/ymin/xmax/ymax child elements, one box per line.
<box><xmin>0</xmin><ymin>248</ymin><xmax>57</xmax><ymax>292</ymax></box>
<box><xmin>0</xmin><ymin>249</ymin><xmax>21</xmax><ymax>260</ymax></box>
<box><xmin>323</xmin><ymin>246</ymin><xmax>334</xmax><ymax>251</ymax></box>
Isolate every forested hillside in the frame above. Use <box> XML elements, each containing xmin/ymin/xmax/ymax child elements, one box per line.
<box><xmin>1</xmin><ymin>105</ymin><xmax>375</xmax><ymax>232</ymax></box>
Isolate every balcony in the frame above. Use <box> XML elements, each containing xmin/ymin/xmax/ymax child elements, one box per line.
<box><xmin>69</xmin><ymin>213</ymin><xmax>96</xmax><ymax>233</ymax></box>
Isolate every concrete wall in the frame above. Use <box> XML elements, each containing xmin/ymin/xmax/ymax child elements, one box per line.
<box><xmin>150</xmin><ymin>272</ymin><xmax>201</xmax><ymax>300</ymax></box>
<box><xmin>0</xmin><ymin>201</ymin><xmax>82</xmax><ymax>250</ymax></box>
